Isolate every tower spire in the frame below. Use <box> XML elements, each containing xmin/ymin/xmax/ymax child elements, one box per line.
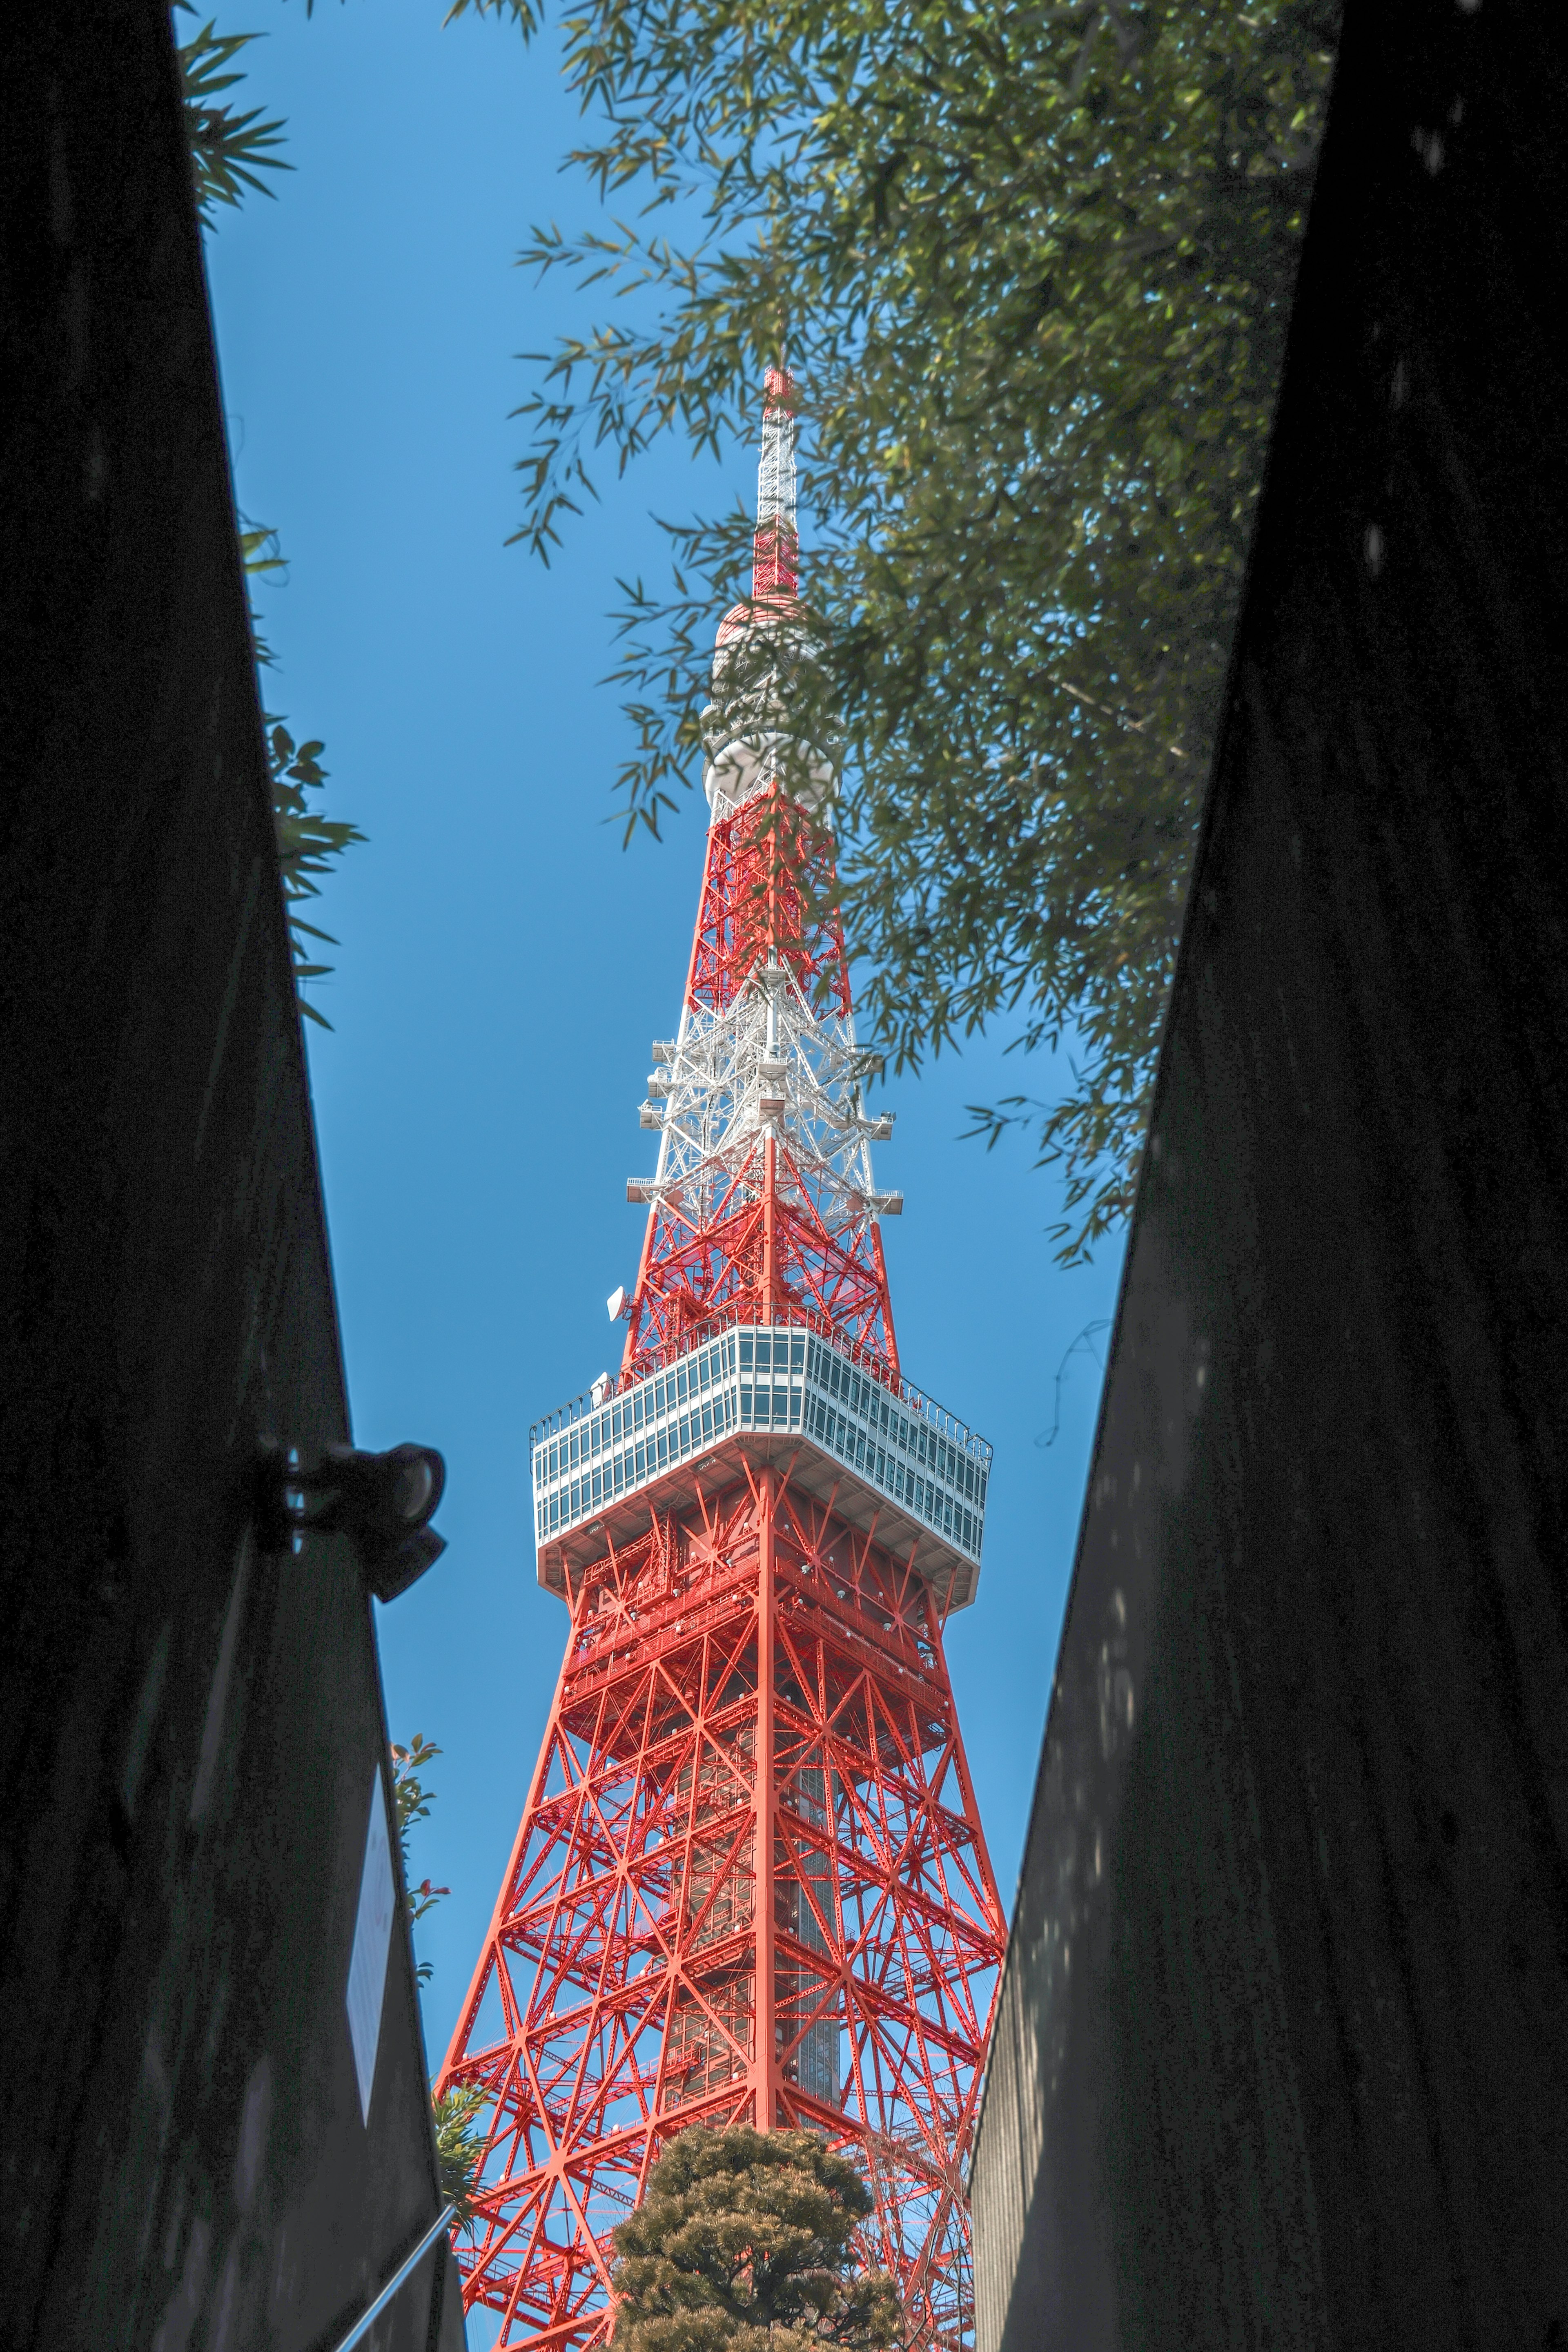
<box><xmin>752</xmin><ymin>365</ymin><xmax>798</xmax><ymax>599</ymax></box>
<box><xmin>624</xmin><ymin>368</ymin><xmax>899</xmax><ymax>1383</ymax></box>
<box><xmin>438</xmin><ymin>376</ymin><xmax>1004</xmax><ymax>2352</ymax></box>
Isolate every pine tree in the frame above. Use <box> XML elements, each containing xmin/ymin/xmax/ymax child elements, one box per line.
<box><xmin>611</xmin><ymin>2127</ymin><xmax>903</xmax><ymax>2352</ymax></box>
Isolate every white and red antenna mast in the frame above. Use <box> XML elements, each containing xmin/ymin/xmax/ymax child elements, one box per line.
<box><xmin>622</xmin><ymin>366</ymin><xmax>901</xmax><ymax>1380</ymax></box>
<box><xmin>752</xmin><ymin>363</ymin><xmax>799</xmax><ymax>597</ymax></box>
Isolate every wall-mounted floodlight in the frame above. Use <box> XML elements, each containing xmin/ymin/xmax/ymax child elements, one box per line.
<box><xmin>256</xmin><ymin>1441</ymin><xmax>448</xmax><ymax>1602</ymax></box>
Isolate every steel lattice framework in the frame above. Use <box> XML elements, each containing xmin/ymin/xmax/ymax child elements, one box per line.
<box><xmin>438</xmin><ymin>371</ymin><xmax>1005</xmax><ymax>2352</ymax></box>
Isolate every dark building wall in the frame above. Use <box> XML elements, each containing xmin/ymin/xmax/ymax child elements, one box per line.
<box><xmin>969</xmin><ymin>0</ymin><xmax>1568</xmax><ymax>2346</ymax></box>
<box><xmin>0</xmin><ymin>6</ymin><xmax>462</xmax><ymax>2346</ymax></box>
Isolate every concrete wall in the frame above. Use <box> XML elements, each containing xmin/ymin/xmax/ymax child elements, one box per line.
<box><xmin>0</xmin><ymin>7</ymin><xmax>463</xmax><ymax>2345</ymax></box>
<box><xmin>969</xmin><ymin>0</ymin><xmax>1568</xmax><ymax>2344</ymax></box>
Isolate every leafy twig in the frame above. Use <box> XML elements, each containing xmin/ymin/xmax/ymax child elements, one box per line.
<box><xmin>174</xmin><ymin>9</ymin><xmax>291</xmax><ymax>223</ymax></box>
<box><xmin>391</xmin><ymin>1734</ymin><xmax>450</xmax><ymax>1984</ymax></box>
<box><xmin>1036</xmin><ymin>1320</ymin><xmax>1111</xmax><ymax>1449</ymax></box>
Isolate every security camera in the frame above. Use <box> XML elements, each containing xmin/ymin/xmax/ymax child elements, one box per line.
<box><xmin>255</xmin><ymin>1440</ymin><xmax>448</xmax><ymax>1602</ymax></box>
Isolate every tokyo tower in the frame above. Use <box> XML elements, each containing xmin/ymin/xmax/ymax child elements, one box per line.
<box><xmin>438</xmin><ymin>372</ymin><xmax>1006</xmax><ymax>2352</ymax></box>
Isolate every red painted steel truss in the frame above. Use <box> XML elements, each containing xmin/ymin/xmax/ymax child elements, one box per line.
<box><xmin>690</xmin><ymin>790</ymin><xmax>847</xmax><ymax>1021</ymax></box>
<box><xmin>625</xmin><ymin>1121</ymin><xmax>897</xmax><ymax>1381</ymax></box>
<box><xmin>623</xmin><ymin>784</ymin><xmax>896</xmax><ymax>1387</ymax></box>
<box><xmin>438</xmin><ymin>1460</ymin><xmax>1005</xmax><ymax>2352</ymax></box>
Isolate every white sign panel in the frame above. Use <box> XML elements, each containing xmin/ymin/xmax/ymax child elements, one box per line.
<box><xmin>345</xmin><ymin>1761</ymin><xmax>395</xmax><ymax>2125</ymax></box>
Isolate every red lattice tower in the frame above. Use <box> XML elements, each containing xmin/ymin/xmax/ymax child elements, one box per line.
<box><xmin>438</xmin><ymin>371</ymin><xmax>1006</xmax><ymax>2352</ymax></box>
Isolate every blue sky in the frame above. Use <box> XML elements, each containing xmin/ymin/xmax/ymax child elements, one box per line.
<box><xmin>202</xmin><ymin>0</ymin><xmax>1123</xmax><ymax>2070</ymax></box>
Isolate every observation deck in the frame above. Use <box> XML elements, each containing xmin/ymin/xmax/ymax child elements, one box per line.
<box><xmin>531</xmin><ymin>1324</ymin><xmax>990</xmax><ymax>1613</ymax></box>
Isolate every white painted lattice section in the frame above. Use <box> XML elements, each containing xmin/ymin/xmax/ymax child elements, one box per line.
<box><xmin>634</xmin><ymin>958</ymin><xmax>899</xmax><ymax>1234</ymax></box>
<box><xmin>757</xmin><ymin>393</ymin><xmax>797</xmax><ymax>533</ymax></box>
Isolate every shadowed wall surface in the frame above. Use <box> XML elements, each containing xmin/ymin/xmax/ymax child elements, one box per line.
<box><xmin>0</xmin><ymin>6</ymin><xmax>462</xmax><ymax>2344</ymax></box>
<box><xmin>969</xmin><ymin>0</ymin><xmax>1568</xmax><ymax>2345</ymax></box>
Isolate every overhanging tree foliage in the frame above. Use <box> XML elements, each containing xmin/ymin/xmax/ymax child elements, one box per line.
<box><xmin>242</xmin><ymin>520</ymin><xmax>369</xmax><ymax>1023</ymax></box>
<box><xmin>611</xmin><ymin>2127</ymin><xmax>902</xmax><ymax>2352</ymax></box>
<box><xmin>455</xmin><ymin>0</ymin><xmax>1339</xmax><ymax>1255</ymax></box>
<box><xmin>175</xmin><ymin>9</ymin><xmax>290</xmax><ymax>222</ymax></box>
<box><xmin>176</xmin><ymin>3</ymin><xmax>363</xmax><ymax>1024</ymax></box>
